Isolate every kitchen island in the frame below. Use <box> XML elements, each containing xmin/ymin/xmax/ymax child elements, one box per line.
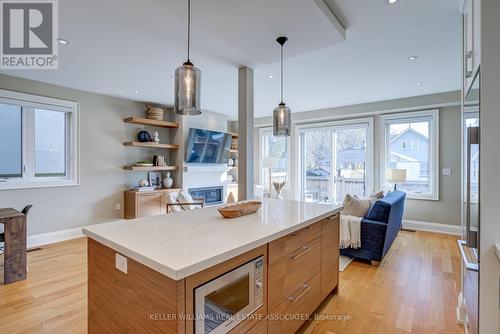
<box><xmin>83</xmin><ymin>199</ymin><xmax>342</xmax><ymax>334</ymax></box>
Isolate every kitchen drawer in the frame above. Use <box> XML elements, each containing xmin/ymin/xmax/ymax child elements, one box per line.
<box><xmin>320</xmin><ymin>214</ymin><xmax>340</xmax><ymax>299</ymax></box>
<box><xmin>268</xmin><ymin>237</ymin><xmax>321</xmax><ymax>311</ymax></box>
<box><xmin>268</xmin><ymin>272</ymin><xmax>321</xmax><ymax>334</ymax></box>
<box><xmin>269</xmin><ymin>222</ymin><xmax>321</xmax><ymax>264</ymax></box>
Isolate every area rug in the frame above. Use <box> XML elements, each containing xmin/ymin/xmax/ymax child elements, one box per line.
<box><xmin>339</xmin><ymin>255</ymin><xmax>354</xmax><ymax>272</ymax></box>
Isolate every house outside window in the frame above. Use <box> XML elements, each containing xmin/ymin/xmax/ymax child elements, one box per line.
<box><xmin>381</xmin><ymin>110</ymin><xmax>439</xmax><ymax>200</ymax></box>
<box><xmin>0</xmin><ymin>90</ymin><xmax>79</xmax><ymax>190</ymax></box>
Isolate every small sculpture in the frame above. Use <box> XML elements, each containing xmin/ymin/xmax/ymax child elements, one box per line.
<box><xmin>138</xmin><ymin>131</ymin><xmax>150</xmax><ymax>143</ymax></box>
<box><xmin>153</xmin><ymin>131</ymin><xmax>160</xmax><ymax>143</ymax></box>
<box><xmin>139</xmin><ymin>179</ymin><xmax>149</xmax><ymax>187</ymax></box>
<box><xmin>163</xmin><ymin>172</ymin><xmax>174</xmax><ymax>189</ymax></box>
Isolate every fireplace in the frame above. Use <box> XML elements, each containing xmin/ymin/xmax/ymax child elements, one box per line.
<box><xmin>189</xmin><ymin>186</ymin><xmax>224</xmax><ymax>206</ymax></box>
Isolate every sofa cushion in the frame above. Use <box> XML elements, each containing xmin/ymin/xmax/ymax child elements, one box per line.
<box><xmin>365</xmin><ymin>200</ymin><xmax>391</xmax><ymax>223</ymax></box>
<box><xmin>342</xmin><ymin>194</ymin><xmax>371</xmax><ymax>217</ymax></box>
<box><xmin>365</xmin><ymin>190</ymin><xmax>404</xmax><ymax>223</ymax></box>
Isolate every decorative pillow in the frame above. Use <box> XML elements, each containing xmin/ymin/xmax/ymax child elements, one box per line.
<box><xmin>165</xmin><ymin>191</ymin><xmax>182</xmax><ymax>212</ymax></box>
<box><xmin>342</xmin><ymin>194</ymin><xmax>371</xmax><ymax>217</ymax></box>
<box><xmin>177</xmin><ymin>190</ymin><xmax>195</xmax><ymax>210</ymax></box>
<box><xmin>369</xmin><ymin>191</ymin><xmax>384</xmax><ymax>201</ymax></box>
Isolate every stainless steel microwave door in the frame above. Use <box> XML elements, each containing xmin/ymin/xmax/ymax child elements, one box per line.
<box><xmin>203</xmin><ymin>274</ymin><xmax>250</xmax><ymax>333</ymax></box>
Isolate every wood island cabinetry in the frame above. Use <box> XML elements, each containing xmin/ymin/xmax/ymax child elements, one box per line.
<box><xmin>86</xmin><ymin>202</ymin><xmax>341</xmax><ymax>334</ymax></box>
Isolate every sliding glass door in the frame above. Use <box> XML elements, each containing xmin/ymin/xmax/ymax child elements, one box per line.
<box><xmin>298</xmin><ymin>120</ymin><xmax>372</xmax><ymax>203</ymax></box>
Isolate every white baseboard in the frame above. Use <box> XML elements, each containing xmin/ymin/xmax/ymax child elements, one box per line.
<box><xmin>402</xmin><ymin>219</ymin><xmax>462</xmax><ymax>236</ymax></box>
<box><xmin>28</xmin><ymin>227</ymin><xmax>83</xmax><ymax>248</ymax></box>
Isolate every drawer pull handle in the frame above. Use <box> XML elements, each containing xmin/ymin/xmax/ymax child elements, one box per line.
<box><xmin>290</xmin><ymin>226</ymin><xmax>312</xmax><ymax>238</ymax></box>
<box><xmin>289</xmin><ymin>246</ymin><xmax>310</xmax><ymax>259</ymax></box>
<box><xmin>327</xmin><ymin>214</ymin><xmax>338</xmax><ymax>221</ymax></box>
<box><xmin>288</xmin><ymin>284</ymin><xmax>310</xmax><ymax>303</ymax></box>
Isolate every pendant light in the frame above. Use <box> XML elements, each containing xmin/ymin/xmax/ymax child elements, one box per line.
<box><xmin>175</xmin><ymin>0</ymin><xmax>201</xmax><ymax>115</ymax></box>
<box><xmin>273</xmin><ymin>36</ymin><xmax>291</xmax><ymax>137</ymax></box>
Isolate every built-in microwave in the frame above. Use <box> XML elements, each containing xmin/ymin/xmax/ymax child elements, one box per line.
<box><xmin>194</xmin><ymin>256</ymin><xmax>264</xmax><ymax>334</ymax></box>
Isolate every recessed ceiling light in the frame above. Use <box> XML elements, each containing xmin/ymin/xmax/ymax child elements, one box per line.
<box><xmin>415</xmin><ymin>82</ymin><xmax>424</xmax><ymax>85</ymax></box>
<box><xmin>57</xmin><ymin>38</ymin><xmax>69</xmax><ymax>45</ymax></box>
<box><xmin>387</xmin><ymin>0</ymin><xmax>398</xmax><ymax>3</ymax></box>
<box><xmin>408</xmin><ymin>56</ymin><xmax>418</xmax><ymax>61</ymax></box>
<box><xmin>133</xmin><ymin>89</ymin><xmax>140</xmax><ymax>94</ymax></box>
<box><xmin>268</xmin><ymin>74</ymin><xmax>273</xmax><ymax>79</ymax></box>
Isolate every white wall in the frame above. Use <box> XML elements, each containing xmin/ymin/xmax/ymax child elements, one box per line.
<box><xmin>0</xmin><ymin>74</ymin><xmax>172</xmax><ymax>236</ymax></box>
<box><xmin>479</xmin><ymin>0</ymin><xmax>500</xmax><ymax>332</ymax></box>
<box><xmin>169</xmin><ymin>110</ymin><xmax>230</xmax><ymax>189</ymax></box>
<box><xmin>253</xmin><ymin>91</ymin><xmax>462</xmax><ymax>226</ymax></box>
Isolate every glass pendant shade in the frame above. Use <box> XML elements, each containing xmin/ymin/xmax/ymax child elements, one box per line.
<box><xmin>175</xmin><ymin>61</ymin><xmax>201</xmax><ymax>115</ymax></box>
<box><xmin>273</xmin><ymin>102</ymin><xmax>291</xmax><ymax>136</ymax></box>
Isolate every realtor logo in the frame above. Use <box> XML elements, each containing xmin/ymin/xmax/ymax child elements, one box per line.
<box><xmin>1</xmin><ymin>0</ymin><xmax>58</xmax><ymax>69</ymax></box>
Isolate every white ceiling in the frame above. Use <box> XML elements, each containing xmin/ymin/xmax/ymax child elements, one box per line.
<box><xmin>1</xmin><ymin>0</ymin><xmax>461</xmax><ymax>120</ymax></box>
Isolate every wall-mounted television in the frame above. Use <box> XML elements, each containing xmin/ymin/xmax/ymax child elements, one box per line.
<box><xmin>185</xmin><ymin>128</ymin><xmax>232</xmax><ymax>164</ymax></box>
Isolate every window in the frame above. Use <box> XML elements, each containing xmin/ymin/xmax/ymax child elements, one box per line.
<box><xmin>259</xmin><ymin>128</ymin><xmax>289</xmax><ymax>190</ymax></box>
<box><xmin>0</xmin><ymin>90</ymin><xmax>79</xmax><ymax>190</ymax></box>
<box><xmin>381</xmin><ymin>110</ymin><xmax>439</xmax><ymax>200</ymax></box>
<box><xmin>402</xmin><ymin>140</ymin><xmax>420</xmax><ymax>150</ymax></box>
<box><xmin>297</xmin><ymin>119</ymin><xmax>373</xmax><ymax>203</ymax></box>
<box><xmin>0</xmin><ymin>104</ymin><xmax>22</xmax><ymax>178</ymax></box>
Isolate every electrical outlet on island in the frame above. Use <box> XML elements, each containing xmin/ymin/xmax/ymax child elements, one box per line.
<box><xmin>115</xmin><ymin>253</ymin><xmax>127</xmax><ymax>274</ymax></box>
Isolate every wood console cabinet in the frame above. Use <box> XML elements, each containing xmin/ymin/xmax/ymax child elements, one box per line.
<box><xmin>88</xmin><ymin>213</ymin><xmax>340</xmax><ymax>334</ymax></box>
<box><xmin>124</xmin><ymin>189</ymin><xmax>180</xmax><ymax>219</ymax></box>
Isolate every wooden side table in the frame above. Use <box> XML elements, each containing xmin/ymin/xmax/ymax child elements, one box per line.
<box><xmin>0</xmin><ymin>208</ymin><xmax>27</xmax><ymax>284</ymax></box>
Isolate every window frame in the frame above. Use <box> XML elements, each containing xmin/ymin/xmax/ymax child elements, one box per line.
<box><xmin>0</xmin><ymin>89</ymin><xmax>79</xmax><ymax>190</ymax></box>
<box><xmin>258</xmin><ymin>127</ymin><xmax>291</xmax><ymax>190</ymax></box>
<box><xmin>380</xmin><ymin>109</ymin><xmax>439</xmax><ymax>200</ymax></box>
<box><xmin>295</xmin><ymin>117</ymin><xmax>374</xmax><ymax>203</ymax></box>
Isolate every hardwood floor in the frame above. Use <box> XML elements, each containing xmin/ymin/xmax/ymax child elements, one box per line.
<box><xmin>0</xmin><ymin>238</ymin><xmax>87</xmax><ymax>334</ymax></box>
<box><xmin>0</xmin><ymin>231</ymin><xmax>463</xmax><ymax>334</ymax></box>
<box><xmin>301</xmin><ymin>231</ymin><xmax>464</xmax><ymax>334</ymax></box>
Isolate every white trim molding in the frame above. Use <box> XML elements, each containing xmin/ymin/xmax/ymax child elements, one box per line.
<box><xmin>402</xmin><ymin>219</ymin><xmax>462</xmax><ymax>236</ymax></box>
<box><xmin>28</xmin><ymin>227</ymin><xmax>83</xmax><ymax>249</ymax></box>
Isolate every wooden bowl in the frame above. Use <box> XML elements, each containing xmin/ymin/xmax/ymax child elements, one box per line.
<box><xmin>218</xmin><ymin>201</ymin><xmax>262</xmax><ymax>219</ymax></box>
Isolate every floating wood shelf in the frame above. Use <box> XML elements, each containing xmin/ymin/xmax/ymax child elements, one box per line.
<box><xmin>124</xmin><ymin>117</ymin><xmax>179</xmax><ymax>128</ymax></box>
<box><xmin>123</xmin><ymin>165</ymin><xmax>178</xmax><ymax>171</ymax></box>
<box><xmin>123</xmin><ymin>142</ymin><xmax>179</xmax><ymax>149</ymax></box>
<box><xmin>230</xmin><ymin>149</ymin><xmax>239</xmax><ymax>153</ymax></box>
<box><xmin>230</xmin><ymin>132</ymin><xmax>238</xmax><ymax>138</ymax></box>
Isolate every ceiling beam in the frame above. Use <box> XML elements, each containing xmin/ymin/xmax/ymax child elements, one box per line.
<box><xmin>313</xmin><ymin>0</ymin><xmax>346</xmax><ymax>40</ymax></box>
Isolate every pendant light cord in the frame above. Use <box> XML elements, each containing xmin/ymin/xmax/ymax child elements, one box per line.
<box><xmin>280</xmin><ymin>44</ymin><xmax>284</xmax><ymax>103</ymax></box>
<box><xmin>187</xmin><ymin>0</ymin><xmax>191</xmax><ymax>62</ymax></box>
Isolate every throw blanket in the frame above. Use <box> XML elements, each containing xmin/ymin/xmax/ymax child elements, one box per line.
<box><xmin>340</xmin><ymin>214</ymin><xmax>362</xmax><ymax>249</ymax></box>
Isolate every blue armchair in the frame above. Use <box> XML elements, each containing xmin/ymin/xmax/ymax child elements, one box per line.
<box><xmin>340</xmin><ymin>190</ymin><xmax>406</xmax><ymax>265</ymax></box>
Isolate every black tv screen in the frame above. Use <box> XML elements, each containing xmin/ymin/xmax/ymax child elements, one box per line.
<box><xmin>185</xmin><ymin>128</ymin><xmax>232</xmax><ymax>164</ymax></box>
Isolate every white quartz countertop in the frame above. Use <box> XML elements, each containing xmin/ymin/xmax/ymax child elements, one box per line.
<box><xmin>83</xmin><ymin>199</ymin><xmax>342</xmax><ymax>280</ymax></box>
